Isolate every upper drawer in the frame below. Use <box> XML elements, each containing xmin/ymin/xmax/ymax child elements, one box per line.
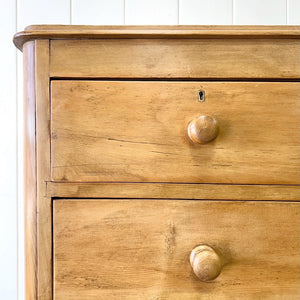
<box><xmin>51</xmin><ymin>81</ymin><xmax>300</xmax><ymax>184</ymax></box>
<box><xmin>50</xmin><ymin>39</ymin><xmax>300</xmax><ymax>79</ymax></box>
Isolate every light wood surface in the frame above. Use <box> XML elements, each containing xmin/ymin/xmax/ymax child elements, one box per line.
<box><xmin>35</xmin><ymin>40</ymin><xmax>52</xmax><ymax>300</ymax></box>
<box><xmin>13</xmin><ymin>25</ymin><xmax>300</xmax><ymax>51</ymax></box>
<box><xmin>187</xmin><ymin>115</ymin><xmax>219</xmax><ymax>144</ymax></box>
<box><xmin>23</xmin><ymin>41</ymin><xmax>37</xmax><ymax>300</ymax></box>
<box><xmin>53</xmin><ymin>199</ymin><xmax>300</xmax><ymax>300</ymax></box>
<box><xmin>46</xmin><ymin>182</ymin><xmax>300</xmax><ymax>201</ymax></box>
<box><xmin>51</xmin><ymin>81</ymin><xmax>300</xmax><ymax>184</ymax></box>
<box><xmin>23</xmin><ymin>40</ymin><xmax>53</xmax><ymax>300</ymax></box>
<box><xmin>50</xmin><ymin>38</ymin><xmax>300</xmax><ymax>78</ymax></box>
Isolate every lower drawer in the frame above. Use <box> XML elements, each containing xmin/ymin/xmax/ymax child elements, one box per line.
<box><xmin>53</xmin><ymin>200</ymin><xmax>300</xmax><ymax>299</ymax></box>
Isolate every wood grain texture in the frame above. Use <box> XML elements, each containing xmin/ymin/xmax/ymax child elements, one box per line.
<box><xmin>46</xmin><ymin>182</ymin><xmax>300</xmax><ymax>201</ymax></box>
<box><xmin>50</xmin><ymin>38</ymin><xmax>300</xmax><ymax>78</ymax></box>
<box><xmin>35</xmin><ymin>40</ymin><xmax>52</xmax><ymax>300</ymax></box>
<box><xmin>53</xmin><ymin>199</ymin><xmax>300</xmax><ymax>299</ymax></box>
<box><xmin>51</xmin><ymin>81</ymin><xmax>300</xmax><ymax>184</ymax></box>
<box><xmin>13</xmin><ymin>25</ymin><xmax>300</xmax><ymax>51</ymax></box>
<box><xmin>23</xmin><ymin>41</ymin><xmax>37</xmax><ymax>300</ymax></box>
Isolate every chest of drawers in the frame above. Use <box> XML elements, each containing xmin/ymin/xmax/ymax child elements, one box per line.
<box><xmin>14</xmin><ymin>25</ymin><xmax>300</xmax><ymax>300</ymax></box>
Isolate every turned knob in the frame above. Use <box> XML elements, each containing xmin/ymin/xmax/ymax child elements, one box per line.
<box><xmin>190</xmin><ymin>245</ymin><xmax>222</xmax><ymax>282</ymax></box>
<box><xmin>187</xmin><ymin>115</ymin><xmax>219</xmax><ymax>144</ymax></box>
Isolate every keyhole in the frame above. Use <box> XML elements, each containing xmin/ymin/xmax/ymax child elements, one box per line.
<box><xmin>198</xmin><ymin>90</ymin><xmax>205</xmax><ymax>102</ymax></box>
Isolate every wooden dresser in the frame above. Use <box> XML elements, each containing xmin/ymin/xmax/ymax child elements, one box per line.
<box><xmin>14</xmin><ymin>25</ymin><xmax>300</xmax><ymax>300</ymax></box>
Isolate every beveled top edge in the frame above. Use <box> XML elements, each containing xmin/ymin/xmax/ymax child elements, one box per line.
<box><xmin>13</xmin><ymin>25</ymin><xmax>300</xmax><ymax>51</ymax></box>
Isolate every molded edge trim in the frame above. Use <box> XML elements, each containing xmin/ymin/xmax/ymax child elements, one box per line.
<box><xmin>13</xmin><ymin>25</ymin><xmax>300</xmax><ymax>51</ymax></box>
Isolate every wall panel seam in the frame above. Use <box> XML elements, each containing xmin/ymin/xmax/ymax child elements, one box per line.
<box><xmin>232</xmin><ymin>0</ymin><xmax>235</xmax><ymax>25</ymax></box>
<box><xmin>124</xmin><ymin>0</ymin><xmax>126</xmax><ymax>25</ymax></box>
<box><xmin>287</xmin><ymin>0</ymin><xmax>289</xmax><ymax>24</ymax></box>
<box><xmin>177</xmin><ymin>0</ymin><xmax>179</xmax><ymax>25</ymax></box>
<box><xmin>15</xmin><ymin>0</ymin><xmax>18</xmax><ymax>297</ymax></box>
<box><xmin>16</xmin><ymin>0</ymin><xmax>19</xmax><ymax>299</ymax></box>
<box><xmin>70</xmin><ymin>0</ymin><xmax>73</xmax><ymax>25</ymax></box>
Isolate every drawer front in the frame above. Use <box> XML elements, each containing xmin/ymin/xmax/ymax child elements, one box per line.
<box><xmin>53</xmin><ymin>199</ymin><xmax>300</xmax><ymax>299</ymax></box>
<box><xmin>51</xmin><ymin>81</ymin><xmax>300</xmax><ymax>184</ymax></box>
<box><xmin>50</xmin><ymin>39</ymin><xmax>300</xmax><ymax>78</ymax></box>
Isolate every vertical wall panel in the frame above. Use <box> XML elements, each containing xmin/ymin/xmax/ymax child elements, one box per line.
<box><xmin>16</xmin><ymin>50</ymin><xmax>24</xmax><ymax>300</ymax></box>
<box><xmin>125</xmin><ymin>0</ymin><xmax>178</xmax><ymax>25</ymax></box>
<box><xmin>179</xmin><ymin>0</ymin><xmax>232</xmax><ymax>25</ymax></box>
<box><xmin>18</xmin><ymin>0</ymin><xmax>70</xmax><ymax>30</ymax></box>
<box><xmin>0</xmin><ymin>0</ymin><xmax>17</xmax><ymax>299</ymax></box>
<box><xmin>234</xmin><ymin>0</ymin><xmax>287</xmax><ymax>25</ymax></box>
<box><xmin>288</xmin><ymin>0</ymin><xmax>300</xmax><ymax>24</ymax></box>
<box><xmin>72</xmin><ymin>0</ymin><xmax>124</xmax><ymax>25</ymax></box>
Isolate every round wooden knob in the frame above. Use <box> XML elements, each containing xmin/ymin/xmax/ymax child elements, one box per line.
<box><xmin>190</xmin><ymin>245</ymin><xmax>222</xmax><ymax>282</ymax></box>
<box><xmin>187</xmin><ymin>115</ymin><xmax>219</xmax><ymax>144</ymax></box>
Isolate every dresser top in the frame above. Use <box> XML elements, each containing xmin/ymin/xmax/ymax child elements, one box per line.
<box><xmin>13</xmin><ymin>25</ymin><xmax>300</xmax><ymax>51</ymax></box>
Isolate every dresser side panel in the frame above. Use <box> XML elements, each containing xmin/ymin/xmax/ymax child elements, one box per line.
<box><xmin>23</xmin><ymin>41</ymin><xmax>37</xmax><ymax>300</ymax></box>
<box><xmin>34</xmin><ymin>40</ymin><xmax>52</xmax><ymax>300</ymax></box>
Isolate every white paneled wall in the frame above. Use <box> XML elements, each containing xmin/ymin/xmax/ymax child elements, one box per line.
<box><xmin>289</xmin><ymin>0</ymin><xmax>300</xmax><ymax>24</ymax></box>
<box><xmin>72</xmin><ymin>0</ymin><xmax>124</xmax><ymax>25</ymax></box>
<box><xmin>0</xmin><ymin>0</ymin><xmax>17</xmax><ymax>299</ymax></box>
<box><xmin>0</xmin><ymin>0</ymin><xmax>299</xmax><ymax>299</ymax></box>
<box><xmin>126</xmin><ymin>0</ymin><xmax>178</xmax><ymax>25</ymax></box>
<box><xmin>234</xmin><ymin>0</ymin><xmax>287</xmax><ymax>25</ymax></box>
<box><xmin>17</xmin><ymin>0</ymin><xmax>70</xmax><ymax>30</ymax></box>
<box><xmin>179</xmin><ymin>0</ymin><xmax>233</xmax><ymax>25</ymax></box>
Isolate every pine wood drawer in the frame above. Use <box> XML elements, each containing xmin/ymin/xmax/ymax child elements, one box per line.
<box><xmin>53</xmin><ymin>199</ymin><xmax>300</xmax><ymax>300</ymax></box>
<box><xmin>51</xmin><ymin>80</ymin><xmax>300</xmax><ymax>184</ymax></box>
<box><xmin>49</xmin><ymin>39</ymin><xmax>300</xmax><ymax>79</ymax></box>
